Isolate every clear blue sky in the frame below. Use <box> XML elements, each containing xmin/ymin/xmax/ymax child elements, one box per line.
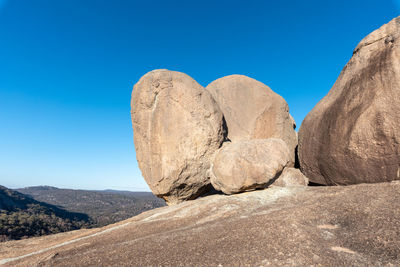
<box><xmin>0</xmin><ymin>0</ymin><xmax>398</xmax><ymax>191</ymax></box>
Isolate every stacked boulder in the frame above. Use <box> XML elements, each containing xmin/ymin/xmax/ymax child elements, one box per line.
<box><xmin>298</xmin><ymin>16</ymin><xmax>400</xmax><ymax>185</ymax></box>
<box><xmin>206</xmin><ymin>75</ymin><xmax>298</xmax><ymax>154</ymax></box>
<box><xmin>131</xmin><ymin>17</ymin><xmax>400</xmax><ymax>204</ymax></box>
<box><xmin>131</xmin><ymin>70</ymin><xmax>306</xmax><ymax>204</ymax></box>
<box><xmin>210</xmin><ymin>138</ymin><xmax>294</xmax><ymax>194</ymax></box>
<box><xmin>206</xmin><ymin>75</ymin><xmax>301</xmax><ymax>193</ymax></box>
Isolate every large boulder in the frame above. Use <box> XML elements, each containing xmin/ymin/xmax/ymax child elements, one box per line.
<box><xmin>273</xmin><ymin>167</ymin><xmax>309</xmax><ymax>187</ymax></box>
<box><xmin>298</xmin><ymin>17</ymin><xmax>400</xmax><ymax>185</ymax></box>
<box><xmin>211</xmin><ymin>138</ymin><xmax>293</xmax><ymax>194</ymax></box>
<box><xmin>131</xmin><ymin>69</ymin><xmax>226</xmax><ymax>204</ymax></box>
<box><xmin>206</xmin><ymin>75</ymin><xmax>297</xmax><ymax>159</ymax></box>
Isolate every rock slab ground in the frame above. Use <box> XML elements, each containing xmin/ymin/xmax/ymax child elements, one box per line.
<box><xmin>2</xmin><ymin>182</ymin><xmax>400</xmax><ymax>266</ymax></box>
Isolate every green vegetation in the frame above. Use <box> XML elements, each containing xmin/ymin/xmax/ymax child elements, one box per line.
<box><xmin>17</xmin><ymin>186</ymin><xmax>166</xmax><ymax>227</ymax></box>
<box><xmin>0</xmin><ymin>186</ymin><xmax>91</xmax><ymax>241</ymax></box>
<box><xmin>1</xmin><ymin>185</ymin><xmax>165</xmax><ymax>242</ymax></box>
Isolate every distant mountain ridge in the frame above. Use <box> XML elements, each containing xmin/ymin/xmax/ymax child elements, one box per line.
<box><xmin>17</xmin><ymin>186</ymin><xmax>166</xmax><ymax>227</ymax></box>
<box><xmin>20</xmin><ymin>186</ymin><xmax>59</xmax><ymax>191</ymax></box>
<box><xmin>0</xmin><ymin>185</ymin><xmax>165</xmax><ymax>242</ymax></box>
<box><xmin>0</xmin><ymin>185</ymin><xmax>91</xmax><ymax>241</ymax></box>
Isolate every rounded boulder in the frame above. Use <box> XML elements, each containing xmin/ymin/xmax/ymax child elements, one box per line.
<box><xmin>206</xmin><ymin>75</ymin><xmax>297</xmax><ymax>161</ymax></box>
<box><xmin>211</xmin><ymin>138</ymin><xmax>293</xmax><ymax>194</ymax></box>
<box><xmin>131</xmin><ymin>69</ymin><xmax>226</xmax><ymax>204</ymax></box>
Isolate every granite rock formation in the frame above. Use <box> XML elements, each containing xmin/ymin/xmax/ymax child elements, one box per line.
<box><xmin>131</xmin><ymin>69</ymin><xmax>226</xmax><ymax>204</ymax></box>
<box><xmin>273</xmin><ymin>167</ymin><xmax>309</xmax><ymax>187</ymax></box>
<box><xmin>206</xmin><ymin>75</ymin><xmax>298</xmax><ymax>159</ymax></box>
<box><xmin>299</xmin><ymin>17</ymin><xmax>400</xmax><ymax>185</ymax></box>
<box><xmin>211</xmin><ymin>138</ymin><xmax>292</xmax><ymax>194</ymax></box>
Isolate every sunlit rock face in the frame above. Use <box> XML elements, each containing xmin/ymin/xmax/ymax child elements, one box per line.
<box><xmin>131</xmin><ymin>69</ymin><xmax>226</xmax><ymax>204</ymax></box>
<box><xmin>206</xmin><ymin>75</ymin><xmax>298</xmax><ymax>162</ymax></box>
<box><xmin>211</xmin><ymin>138</ymin><xmax>293</xmax><ymax>194</ymax></box>
<box><xmin>299</xmin><ymin>16</ymin><xmax>400</xmax><ymax>185</ymax></box>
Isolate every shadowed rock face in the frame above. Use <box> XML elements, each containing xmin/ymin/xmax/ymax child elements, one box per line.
<box><xmin>2</xmin><ymin>182</ymin><xmax>400</xmax><ymax>266</ymax></box>
<box><xmin>299</xmin><ymin>17</ymin><xmax>400</xmax><ymax>185</ymax></box>
<box><xmin>211</xmin><ymin>138</ymin><xmax>293</xmax><ymax>194</ymax></box>
<box><xmin>131</xmin><ymin>69</ymin><xmax>226</xmax><ymax>204</ymax></box>
<box><xmin>206</xmin><ymin>75</ymin><xmax>298</xmax><ymax>160</ymax></box>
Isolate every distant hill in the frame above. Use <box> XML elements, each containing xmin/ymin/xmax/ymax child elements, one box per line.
<box><xmin>0</xmin><ymin>185</ymin><xmax>91</xmax><ymax>242</ymax></box>
<box><xmin>17</xmin><ymin>186</ymin><xmax>166</xmax><ymax>227</ymax></box>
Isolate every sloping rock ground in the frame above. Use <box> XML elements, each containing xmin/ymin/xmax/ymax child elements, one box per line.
<box><xmin>1</xmin><ymin>182</ymin><xmax>400</xmax><ymax>266</ymax></box>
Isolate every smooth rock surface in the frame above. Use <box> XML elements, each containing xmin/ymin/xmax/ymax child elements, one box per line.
<box><xmin>2</xmin><ymin>182</ymin><xmax>400</xmax><ymax>266</ymax></box>
<box><xmin>273</xmin><ymin>167</ymin><xmax>309</xmax><ymax>187</ymax></box>
<box><xmin>206</xmin><ymin>75</ymin><xmax>298</xmax><ymax>158</ymax></box>
<box><xmin>299</xmin><ymin>17</ymin><xmax>400</xmax><ymax>185</ymax></box>
<box><xmin>211</xmin><ymin>138</ymin><xmax>292</xmax><ymax>194</ymax></box>
<box><xmin>131</xmin><ymin>69</ymin><xmax>226</xmax><ymax>204</ymax></box>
